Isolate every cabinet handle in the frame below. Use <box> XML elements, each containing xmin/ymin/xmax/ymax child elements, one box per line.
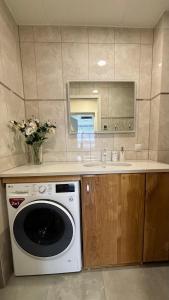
<box><xmin>86</xmin><ymin>184</ymin><xmax>90</xmax><ymax>193</ymax></box>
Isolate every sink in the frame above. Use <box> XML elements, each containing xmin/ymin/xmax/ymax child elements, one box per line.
<box><xmin>83</xmin><ymin>161</ymin><xmax>132</xmax><ymax>167</ymax></box>
<box><xmin>83</xmin><ymin>162</ymin><xmax>102</xmax><ymax>167</ymax></box>
<box><xmin>106</xmin><ymin>162</ymin><xmax>132</xmax><ymax>167</ymax></box>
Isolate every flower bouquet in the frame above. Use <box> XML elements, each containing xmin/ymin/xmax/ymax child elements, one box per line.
<box><xmin>9</xmin><ymin>119</ymin><xmax>56</xmax><ymax>165</ymax></box>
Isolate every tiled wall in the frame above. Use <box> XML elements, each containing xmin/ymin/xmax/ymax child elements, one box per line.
<box><xmin>20</xmin><ymin>26</ymin><xmax>153</xmax><ymax>161</ymax></box>
<box><xmin>0</xmin><ymin>0</ymin><xmax>25</xmax><ymax>287</ymax></box>
<box><xmin>149</xmin><ymin>11</ymin><xmax>169</xmax><ymax>163</ymax></box>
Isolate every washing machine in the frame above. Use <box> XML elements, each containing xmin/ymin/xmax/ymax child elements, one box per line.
<box><xmin>6</xmin><ymin>181</ymin><xmax>82</xmax><ymax>276</ymax></box>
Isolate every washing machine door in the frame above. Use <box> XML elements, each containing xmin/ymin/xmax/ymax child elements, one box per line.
<box><xmin>13</xmin><ymin>200</ymin><xmax>75</xmax><ymax>258</ymax></box>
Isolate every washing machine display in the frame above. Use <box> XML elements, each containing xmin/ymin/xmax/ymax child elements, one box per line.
<box><xmin>13</xmin><ymin>201</ymin><xmax>75</xmax><ymax>257</ymax></box>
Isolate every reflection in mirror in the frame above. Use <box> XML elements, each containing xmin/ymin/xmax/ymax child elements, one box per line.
<box><xmin>68</xmin><ymin>81</ymin><xmax>136</xmax><ymax>134</ymax></box>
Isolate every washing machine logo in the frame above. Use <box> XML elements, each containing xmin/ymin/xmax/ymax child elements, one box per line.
<box><xmin>9</xmin><ymin>198</ymin><xmax>25</xmax><ymax>209</ymax></box>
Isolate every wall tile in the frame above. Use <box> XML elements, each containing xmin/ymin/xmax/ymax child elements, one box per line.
<box><xmin>137</xmin><ymin>100</ymin><xmax>150</xmax><ymax>149</ymax></box>
<box><xmin>161</xmin><ymin>29</ymin><xmax>169</xmax><ymax>93</ymax></box>
<box><xmin>62</xmin><ymin>43</ymin><xmax>88</xmax><ymax>81</ymax></box>
<box><xmin>114</xmin><ymin>133</ymin><xmax>137</xmax><ymax>151</ymax></box>
<box><xmin>158</xmin><ymin>95</ymin><xmax>169</xmax><ymax>150</ymax></box>
<box><xmin>88</xmin><ymin>27</ymin><xmax>114</xmax><ymax>43</ymax></box>
<box><xmin>151</xmin><ymin>26</ymin><xmax>163</xmax><ymax>98</ymax></box>
<box><xmin>20</xmin><ymin>42</ymin><xmax>38</xmax><ymax>99</ymax></box>
<box><xmin>89</xmin><ymin>44</ymin><xmax>115</xmax><ymax>80</ymax></box>
<box><xmin>140</xmin><ymin>29</ymin><xmax>154</xmax><ymax>45</ymax></box>
<box><xmin>38</xmin><ymin>101</ymin><xmax>66</xmax><ymax>152</ymax></box>
<box><xmin>90</xmin><ymin>134</ymin><xmax>114</xmax><ymax>151</ymax></box>
<box><xmin>158</xmin><ymin>150</ymin><xmax>169</xmax><ymax>164</ymax></box>
<box><xmin>67</xmin><ymin>151</ymin><xmax>90</xmax><ymax>162</ymax></box>
<box><xmin>149</xmin><ymin>150</ymin><xmax>158</xmax><ymax>161</ymax></box>
<box><xmin>149</xmin><ymin>96</ymin><xmax>160</xmax><ymax>150</ymax></box>
<box><xmin>35</xmin><ymin>43</ymin><xmax>63</xmax><ymax>99</ymax></box>
<box><xmin>34</xmin><ymin>26</ymin><xmax>61</xmax><ymax>42</ymax></box>
<box><xmin>115</xmin><ymin>44</ymin><xmax>140</xmax><ymax>81</ymax></box>
<box><xmin>115</xmin><ymin>28</ymin><xmax>140</xmax><ymax>44</ymax></box>
<box><xmin>61</xmin><ymin>26</ymin><xmax>88</xmax><ymax>43</ymax></box>
<box><xmin>125</xmin><ymin>150</ymin><xmax>149</xmax><ymax>160</ymax></box>
<box><xmin>43</xmin><ymin>151</ymin><xmax>67</xmax><ymax>162</ymax></box>
<box><xmin>139</xmin><ymin>45</ymin><xmax>153</xmax><ymax>99</ymax></box>
<box><xmin>66</xmin><ymin>134</ymin><xmax>91</xmax><ymax>152</ymax></box>
<box><xmin>25</xmin><ymin>100</ymin><xmax>39</xmax><ymax>118</ymax></box>
<box><xmin>19</xmin><ymin>26</ymin><xmax>34</xmax><ymax>42</ymax></box>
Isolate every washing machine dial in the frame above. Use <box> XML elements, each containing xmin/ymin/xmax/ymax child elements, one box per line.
<box><xmin>38</xmin><ymin>185</ymin><xmax>47</xmax><ymax>194</ymax></box>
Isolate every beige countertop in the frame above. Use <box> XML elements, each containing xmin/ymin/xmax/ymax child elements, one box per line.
<box><xmin>1</xmin><ymin>160</ymin><xmax>169</xmax><ymax>177</ymax></box>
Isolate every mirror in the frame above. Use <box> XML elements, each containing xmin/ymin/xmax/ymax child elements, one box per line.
<box><xmin>67</xmin><ymin>81</ymin><xmax>136</xmax><ymax>134</ymax></box>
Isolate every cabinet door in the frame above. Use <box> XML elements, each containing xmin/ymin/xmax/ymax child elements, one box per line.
<box><xmin>144</xmin><ymin>173</ymin><xmax>169</xmax><ymax>262</ymax></box>
<box><xmin>82</xmin><ymin>174</ymin><xmax>145</xmax><ymax>268</ymax></box>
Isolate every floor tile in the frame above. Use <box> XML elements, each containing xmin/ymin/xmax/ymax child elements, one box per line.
<box><xmin>103</xmin><ymin>265</ymin><xmax>169</xmax><ymax>300</ymax></box>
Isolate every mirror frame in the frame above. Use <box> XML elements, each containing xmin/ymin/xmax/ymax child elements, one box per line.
<box><xmin>67</xmin><ymin>80</ymin><xmax>136</xmax><ymax>135</ymax></box>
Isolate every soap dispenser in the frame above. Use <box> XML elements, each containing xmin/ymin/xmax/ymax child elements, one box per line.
<box><xmin>120</xmin><ymin>146</ymin><xmax>125</xmax><ymax>161</ymax></box>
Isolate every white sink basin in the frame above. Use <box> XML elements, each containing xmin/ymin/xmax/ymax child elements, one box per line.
<box><xmin>83</xmin><ymin>162</ymin><xmax>102</xmax><ymax>167</ymax></box>
<box><xmin>106</xmin><ymin>162</ymin><xmax>132</xmax><ymax>167</ymax></box>
<box><xmin>83</xmin><ymin>161</ymin><xmax>132</xmax><ymax>167</ymax></box>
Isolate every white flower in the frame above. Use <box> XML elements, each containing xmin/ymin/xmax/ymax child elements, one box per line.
<box><xmin>18</xmin><ymin>121</ymin><xmax>25</xmax><ymax>129</ymax></box>
<box><xmin>47</xmin><ymin>121</ymin><xmax>51</xmax><ymax>126</ymax></box>
<box><xmin>29</xmin><ymin>121</ymin><xmax>37</xmax><ymax>130</ymax></box>
<box><xmin>26</xmin><ymin>127</ymin><xmax>36</xmax><ymax>136</ymax></box>
<box><xmin>48</xmin><ymin>127</ymin><xmax>55</xmax><ymax>134</ymax></box>
<box><xmin>9</xmin><ymin>120</ymin><xmax>15</xmax><ymax>128</ymax></box>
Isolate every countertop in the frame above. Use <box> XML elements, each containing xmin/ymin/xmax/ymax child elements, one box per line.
<box><xmin>1</xmin><ymin>160</ymin><xmax>169</xmax><ymax>177</ymax></box>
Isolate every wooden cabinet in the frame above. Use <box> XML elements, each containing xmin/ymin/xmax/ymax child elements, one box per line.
<box><xmin>82</xmin><ymin>174</ymin><xmax>145</xmax><ymax>268</ymax></box>
<box><xmin>143</xmin><ymin>173</ymin><xmax>169</xmax><ymax>262</ymax></box>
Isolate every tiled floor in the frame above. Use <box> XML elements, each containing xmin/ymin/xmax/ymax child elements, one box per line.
<box><xmin>0</xmin><ymin>265</ymin><xmax>169</xmax><ymax>300</ymax></box>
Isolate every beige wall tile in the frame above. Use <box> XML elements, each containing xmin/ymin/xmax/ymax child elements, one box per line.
<box><xmin>20</xmin><ymin>42</ymin><xmax>38</xmax><ymax>99</ymax></box>
<box><xmin>88</xmin><ymin>27</ymin><xmax>114</xmax><ymax>43</ymax></box>
<box><xmin>114</xmin><ymin>133</ymin><xmax>137</xmax><ymax>151</ymax></box>
<box><xmin>149</xmin><ymin>96</ymin><xmax>160</xmax><ymax>150</ymax></box>
<box><xmin>43</xmin><ymin>151</ymin><xmax>67</xmax><ymax>162</ymax></box>
<box><xmin>161</xmin><ymin>29</ymin><xmax>169</xmax><ymax>93</ymax></box>
<box><xmin>140</xmin><ymin>29</ymin><xmax>154</xmax><ymax>45</ymax></box>
<box><xmin>115</xmin><ymin>44</ymin><xmax>140</xmax><ymax>81</ymax></box>
<box><xmin>124</xmin><ymin>150</ymin><xmax>148</xmax><ymax>160</ymax></box>
<box><xmin>0</xmin><ymin>1</ymin><xmax>23</xmax><ymax>97</ymax></box>
<box><xmin>62</xmin><ymin>43</ymin><xmax>88</xmax><ymax>81</ymax></box>
<box><xmin>158</xmin><ymin>150</ymin><xmax>169</xmax><ymax>163</ymax></box>
<box><xmin>61</xmin><ymin>26</ymin><xmax>88</xmax><ymax>43</ymax></box>
<box><xmin>137</xmin><ymin>100</ymin><xmax>150</xmax><ymax>149</ymax></box>
<box><xmin>0</xmin><ymin>154</ymin><xmax>26</xmax><ymax>173</ymax></box>
<box><xmin>115</xmin><ymin>28</ymin><xmax>140</xmax><ymax>44</ymax></box>
<box><xmin>139</xmin><ymin>45</ymin><xmax>153</xmax><ymax>99</ymax></box>
<box><xmin>38</xmin><ymin>101</ymin><xmax>66</xmax><ymax>152</ymax></box>
<box><xmin>35</xmin><ymin>43</ymin><xmax>63</xmax><ymax>99</ymax></box>
<box><xmin>149</xmin><ymin>150</ymin><xmax>158</xmax><ymax>161</ymax></box>
<box><xmin>34</xmin><ymin>26</ymin><xmax>61</xmax><ymax>42</ymax></box>
<box><xmin>67</xmin><ymin>133</ymin><xmax>91</xmax><ymax>152</ymax></box>
<box><xmin>158</xmin><ymin>94</ymin><xmax>169</xmax><ymax>150</ymax></box>
<box><xmin>151</xmin><ymin>26</ymin><xmax>163</xmax><ymax>97</ymax></box>
<box><xmin>90</xmin><ymin>134</ymin><xmax>114</xmax><ymax>151</ymax></box>
<box><xmin>89</xmin><ymin>44</ymin><xmax>114</xmax><ymax>80</ymax></box>
<box><xmin>67</xmin><ymin>151</ymin><xmax>90</xmax><ymax>161</ymax></box>
<box><xmin>25</xmin><ymin>100</ymin><xmax>39</xmax><ymax>118</ymax></box>
<box><xmin>19</xmin><ymin>26</ymin><xmax>34</xmax><ymax>42</ymax></box>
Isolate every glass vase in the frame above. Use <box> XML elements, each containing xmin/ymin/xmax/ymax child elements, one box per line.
<box><xmin>29</xmin><ymin>143</ymin><xmax>43</xmax><ymax>165</ymax></box>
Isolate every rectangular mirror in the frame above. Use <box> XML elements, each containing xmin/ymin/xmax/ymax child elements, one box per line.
<box><xmin>67</xmin><ymin>81</ymin><xmax>136</xmax><ymax>134</ymax></box>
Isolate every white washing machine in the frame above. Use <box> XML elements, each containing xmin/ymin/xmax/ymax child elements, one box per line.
<box><xmin>6</xmin><ymin>181</ymin><xmax>82</xmax><ymax>276</ymax></box>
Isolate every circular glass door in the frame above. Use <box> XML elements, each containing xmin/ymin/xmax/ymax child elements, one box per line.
<box><xmin>13</xmin><ymin>200</ymin><xmax>75</xmax><ymax>257</ymax></box>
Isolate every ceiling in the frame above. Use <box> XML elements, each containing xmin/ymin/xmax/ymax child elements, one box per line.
<box><xmin>4</xmin><ymin>0</ymin><xmax>169</xmax><ymax>28</ymax></box>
